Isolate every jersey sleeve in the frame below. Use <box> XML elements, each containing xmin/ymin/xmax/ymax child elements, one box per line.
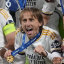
<box><xmin>42</xmin><ymin>26</ymin><xmax>62</xmax><ymax>53</ymax></box>
<box><xmin>49</xmin><ymin>32</ymin><xmax>62</xmax><ymax>60</ymax></box>
<box><xmin>0</xmin><ymin>9</ymin><xmax>16</xmax><ymax>36</ymax></box>
<box><xmin>41</xmin><ymin>28</ymin><xmax>62</xmax><ymax>61</ymax></box>
<box><xmin>49</xmin><ymin>31</ymin><xmax>62</xmax><ymax>53</ymax></box>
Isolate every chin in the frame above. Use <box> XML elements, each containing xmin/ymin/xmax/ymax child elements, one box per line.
<box><xmin>28</xmin><ymin>35</ymin><xmax>33</xmax><ymax>39</ymax></box>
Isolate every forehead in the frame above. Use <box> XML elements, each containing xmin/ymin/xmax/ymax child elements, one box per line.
<box><xmin>21</xmin><ymin>11</ymin><xmax>36</xmax><ymax>19</ymax></box>
<box><xmin>23</xmin><ymin>12</ymin><xmax>32</xmax><ymax>17</ymax></box>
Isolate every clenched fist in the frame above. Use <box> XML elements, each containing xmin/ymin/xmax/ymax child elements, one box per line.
<box><xmin>34</xmin><ymin>45</ymin><xmax>47</xmax><ymax>57</ymax></box>
<box><xmin>52</xmin><ymin>57</ymin><xmax>62</xmax><ymax>64</ymax></box>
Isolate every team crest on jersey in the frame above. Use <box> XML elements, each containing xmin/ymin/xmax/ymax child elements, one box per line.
<box><xmin>51</xmin><ymin>40</ymin><xmax>61</xmax><ymax>48</ymax></box>
<box><xmin>51</xmin><ymin>40</ymin><xmax>61</xmax><ymax>52</ymax></box>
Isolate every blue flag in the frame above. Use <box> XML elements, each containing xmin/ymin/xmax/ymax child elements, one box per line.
<box><xmin>6</xmin><ymin>0</ymin><xmax>19</xmax><ymax>12</ymax></box>
<box><xmin>18</xmin><ymin>0</ymin><xmax>26</xmax><ymax>10</ymax></box>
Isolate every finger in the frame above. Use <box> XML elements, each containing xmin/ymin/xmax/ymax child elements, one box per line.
<box><xmin>4</xmin><ymin>50</ymin><xmax>12</xmax><ymax>58</ymax></box>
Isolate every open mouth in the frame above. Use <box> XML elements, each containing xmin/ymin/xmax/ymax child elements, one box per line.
<box><xmin>26</xmin><ymin>28</ymin><xmax>33</xmax><ymax>31</ymax></box>
<box><xmin>26</xmin><ymin>28</ymin><xmax>33</xmax><ymax>35</ymax></box>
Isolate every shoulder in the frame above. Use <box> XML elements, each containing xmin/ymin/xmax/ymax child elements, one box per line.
<box><xmin>41</xmin><ymin>27</ymin><xmax>58</xmax><ymax>40</ymax></box>
<box><xmin>0</xmin><ymin>8</ymin><xmax>11</xmax><ymax>20</ymax></box>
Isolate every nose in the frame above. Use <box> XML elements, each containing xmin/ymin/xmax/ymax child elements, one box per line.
<box><xmin>26</xmin><ymin>20</ymin><xmax>31</xmax><ymax>26</ymax></box>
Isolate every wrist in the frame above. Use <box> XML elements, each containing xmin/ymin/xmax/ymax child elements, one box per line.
<box><xmin>45</xmin><ymin>51</ymin><xmax>48</xmax><ymax>57</ymax></box>
<box><xmin>0</xmin><ymin>47</ymin><xmax>8</xmax><ymax>58</ymax></box>
<box><xmin>41</xmin><ymin>51</ymin><xmax>48</xmax><ymax>57</ymax></box>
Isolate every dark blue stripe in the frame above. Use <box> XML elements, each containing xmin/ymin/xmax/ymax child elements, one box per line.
<box><xmin>60</xmin><ymin>0</ymin><xmax>64</xmax><ymax>14</ymax></box>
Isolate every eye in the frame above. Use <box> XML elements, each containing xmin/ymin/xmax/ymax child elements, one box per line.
<box><xmin>22</xmin><ymin>19</ymin><xmax>27</xmax><ymax>22</ymax></box>
<box><xmin>29</xmin><ymin>18</ymin><xmax>34</xmax><ymax>22</ymax></box>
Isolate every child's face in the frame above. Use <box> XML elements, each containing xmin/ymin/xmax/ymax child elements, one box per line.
<box><xmin>20</xmin><ymin>12</ymin><xmax>42</xmax><ymax>39</ymax></box>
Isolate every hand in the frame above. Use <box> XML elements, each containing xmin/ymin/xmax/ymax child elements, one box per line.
<box><xmin>4</xmin><ymin>50</ymin><xmax>14</xmax><ymax>63</ymax></box>
<box><xmin>52</xmin><ymin>57</ymin><xmax>62</xmax><ymax>64</ymax></box>
<box><xmin>45</xmin><ymin>0</ymin><xmax>55</xmax><ymax>2</ymax></box>
<box><xmin>4</xmin><ymin>50</ymin><xmax>12</xmax><ymax>58</ymax></box>
<box><xmin>34</xmin><ymin>45</ymin><xmax>47</xmax><ymax>57</ymax></box>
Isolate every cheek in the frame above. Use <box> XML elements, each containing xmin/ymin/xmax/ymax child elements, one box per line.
<box><xmin>22</xmin><ymin>25</ymin><xmax>24</xmax><ymax>29</ymax></box>
<box><xmin>34</xmin><ymin>25</ymin><xmax>40</xmax><ymax>31</ymax></box>
<box><xmin>21</xmin><ymin>25</ymin><xmax>25</xmax><ymax>32</ymax></box>
<box><xmin>21</xmin><ymin>22</ymin><xmax>24</xmax><ymax>28</ymax></box>
<box><xmin>21</xmin><ymin>24</ymin><xmax>26</xmax><ymax>30</ymax></box>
